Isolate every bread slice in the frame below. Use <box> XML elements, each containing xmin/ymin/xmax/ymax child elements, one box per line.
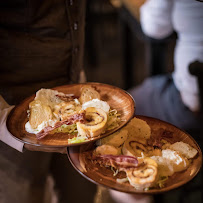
<box><xmin>29</xmin><ymin>100</ymin><xmax>53</xmax><ymax>129</ymax></box>
<box><xmin>35</xmin><ymin>88</ymin><xmax>64</xmax><ymax>110</ymax></box>
<box><xmin>79</xmin><ymin>85</ymin><xmax>101</xmax><ymax>104</ymax></box>
<box><xmin>169</xmin><ymin>141</ymin><xmax>198</xmax><ymax>159</ymax></box>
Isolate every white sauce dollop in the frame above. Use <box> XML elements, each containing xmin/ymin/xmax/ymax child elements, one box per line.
<box><xmin>82</xmin><ymin>99</ymin><xmax>110</xmax><ymax>113</ymax></box>
<box><xmin>25</xmin><ymin>120</ymin><xmax>56</xmax><ymax>134</ymax></box>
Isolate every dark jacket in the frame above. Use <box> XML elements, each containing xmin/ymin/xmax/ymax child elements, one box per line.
<box><xmin>0</xmin><ymin>0</ymin><xmax>85</xmax><ymax>104</ymax></box>
<box><xmin>0</xmin><ymin>2</ymin><xmax>86</xmax><ymax>202</ymax></box>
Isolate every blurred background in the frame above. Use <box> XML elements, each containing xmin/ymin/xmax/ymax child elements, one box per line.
<box><xmin>84</xmin><ymin>0</ymin><xmax>175</xmax><ymax>90</ymax></box>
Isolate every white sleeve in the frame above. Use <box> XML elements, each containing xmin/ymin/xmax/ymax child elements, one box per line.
<box><xmin>0</xmin><ymin>96</ymin><xmax>24</xmax><ymax>152</ymax></box>
<box><xmin>140</xmin><ymin>0</ymin><xmax>174</xmax><ymax>39</ymax></box>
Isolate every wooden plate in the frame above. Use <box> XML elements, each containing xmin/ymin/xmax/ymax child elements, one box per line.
<box><xmin>6</xmin><ymin>82</ymin><xmax>135</xmax><ymax>147</ymax></box>
<box><xmin>67</xmin><ymin>116</ymin><xmax>202</xmax><ymax>194</ymax></box>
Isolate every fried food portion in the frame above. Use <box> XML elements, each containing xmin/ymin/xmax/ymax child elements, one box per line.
<box><xmin>97</xmin><ymin>129</ymin><xmax>128</xmax><ymax>147</ymax></box>
<box><xmin>95</xmin><ymin>144</ymin><xmax>121</xmax><ymax>156</ymax></box>
<box><xmin>122</xmin><ymin>137</ymin><xmax>147</xmax><ymax>158</ymax></box>
<box><xmin>77</xmin><ymin>107</ymin><xmax>107</xmax><ymax>138</ymax></box>
<box><xmin>123</xmin><ymin>117</ymin><xmax>151</xmax><ymax>140</ymax></box>
<box><xmin>53</xmin><ymin>101</ymin><xmax>82</xmax><ymax>121</ymax></box>
<box><xmin>126</xmin><ymin>158</ymin><xmax>158</xmax><ymax>190</ymax></box>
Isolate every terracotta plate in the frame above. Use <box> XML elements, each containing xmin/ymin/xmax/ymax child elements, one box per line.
<box><xmin>67</xmin><ymin>116</ymin><xmax>202</xmax><ymax>194</ymax></box>
<box><xmin>6</xmin><ymin>83</ymin><xmax>135</xmax><ymax>147</ymax></box>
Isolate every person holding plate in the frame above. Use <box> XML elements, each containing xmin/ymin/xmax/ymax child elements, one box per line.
<box><xmin>0</xmin><ymin>1</ymin><xmax>92</xmax><ymax>203</ymax></box>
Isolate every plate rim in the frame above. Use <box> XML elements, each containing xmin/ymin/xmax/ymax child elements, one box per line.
<box><xmin>6</xmin><ymin>82</ymin><xmax>135</xmax><ymax>148</ymax></box>
<box><xmin>67</xmin><ymin>115</ymin><xmax>203</xmax><ymax>194</ymax></box>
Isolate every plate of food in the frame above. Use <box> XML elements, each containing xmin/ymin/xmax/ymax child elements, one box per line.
<box><xmin>6</xmin><ymin>83</ymin><xmax>135</xmax><ymax>147</ymax></box>
<box><xmin>67</xmin><ymin>116</ymin><xmax>202</xmax><ymax>194</ymax></box>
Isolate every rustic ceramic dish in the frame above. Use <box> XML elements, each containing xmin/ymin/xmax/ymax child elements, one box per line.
<box><xmin>7</xmin><ymin>82</ymin><xmax>135</xmax><ymax>147</ymax></box>
<box><xmin>67</xmin><ymin>115</ymin><xmax>202</xmax><ymax>194</ymax></box>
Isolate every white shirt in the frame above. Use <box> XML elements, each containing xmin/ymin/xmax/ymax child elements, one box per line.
<box><xmin>0</xmin><ymin>95</ymin><xmax>24</xmax><ymax>152</ymax></box>
<box><xmin>140</xmin><ymin>0</ymin><xmax>203</xmax><ymax>111</ymax></box>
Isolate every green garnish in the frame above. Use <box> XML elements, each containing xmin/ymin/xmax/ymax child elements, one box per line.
<box><xmin>111</xmin><ymin>166</ymin><xmax>119</xmax><ymax>176</ymax></box>
<box><xmin>107</xmin><ymin>109</ymin><xmax>121</xmax><ymax>131</ymax></box>
<box><xmin>68</xmin><ymin>137</ymin><xmax>86</xmax><ymax>144</ymax></box>
<box><xmin>52</xmin><ymin>123</ymin><xmax>78</xmax><ymax>134</ymax></box>
<box><xmin>157</xmin><ymin>176</ymin><xmax>168</xmax><ymax>188</ymax></box>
